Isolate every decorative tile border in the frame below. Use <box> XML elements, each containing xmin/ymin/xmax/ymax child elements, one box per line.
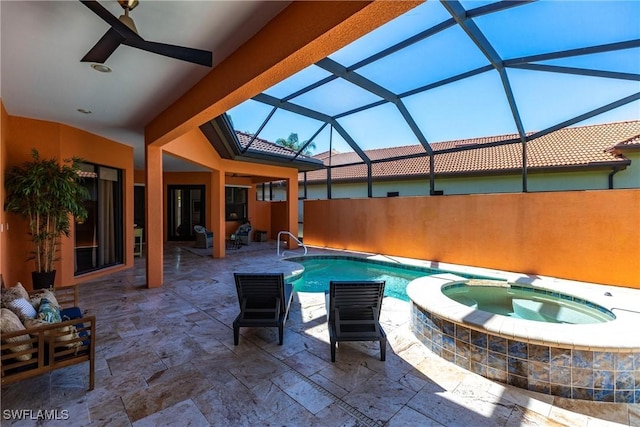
<box><xmin>410</xmin><ymin>303</ymin><xmax>640</xmax><ymax>403</ymax></box>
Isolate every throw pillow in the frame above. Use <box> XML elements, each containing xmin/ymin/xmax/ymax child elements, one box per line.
<box><xmin>0</xmin><ymin>308</ymin><xmax>33</xmax><ymax>361</ymax></box>
<box><xmin>30</xmin><ymin>289</ymin><xmax>60</xmax><ymax>310</ymax></box>
<box><xmin>37</xmin><ymin>298</ymin><xmax>62</xmax><ymax>323</ymax></box>
<box><xmin>23</xmin><ymin>318</ymin><xmax>81</xmax><ymax>349</ymax></box>
<box><xmin>1</xmin><ymin>282</ymin><xmax>30</xmax><ymax>306</ymax></box>
<box><xmin>12</xmin><ymin>282</ymin><xmax>30</xmax><ymax>300</ymax></box>
<box><xmin>7</xmin><ymin>297</ymin><xmax>38</xmax><ymax>320</ymax></box>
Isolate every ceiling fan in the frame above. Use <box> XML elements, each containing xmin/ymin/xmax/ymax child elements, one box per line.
<box><xmin>80</xmin><ymin>0</ymin><xmax>212</xmax><ymax>67</ymax></box>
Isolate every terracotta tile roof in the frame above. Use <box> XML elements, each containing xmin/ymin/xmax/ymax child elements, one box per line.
<box><xmin>613</xmin><ymin>134</ymin><xmax>640</xmax><ymax>152</ymax></box>
<box><xmin>301</xmin><ymin>121</ymin><xmax>640</xmax><ymax>183</ymax></box>
<box><xmin>235</xmin><ymin>131</ymin><xmax>316</xmax><ymax>161</ymax></box>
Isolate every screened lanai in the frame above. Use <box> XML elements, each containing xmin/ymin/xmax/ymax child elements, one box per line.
<box><xmin>227</xmin><ymin>0</ymin><xmax>640</xmax><ymax>195</ymax></box>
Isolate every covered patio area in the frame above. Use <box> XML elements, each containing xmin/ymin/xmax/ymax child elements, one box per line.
<box><xmin>2</xmin><ymin>243</ymin><xmax>637</xmax><ymax>426</ymax></box>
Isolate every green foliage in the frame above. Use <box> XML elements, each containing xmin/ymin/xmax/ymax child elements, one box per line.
<box><xmin>275</xmin><ymin>132</ymin><xmax>316</xmax><ymax>156</ymax></box>
<box><xmin>4</xmin><ymin>149</ymin><xmax>89</xmax><ymax>272</ymax></box>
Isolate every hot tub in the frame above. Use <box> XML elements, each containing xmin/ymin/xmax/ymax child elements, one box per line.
<box><xmin>407</xmin><ymin>274</ymin><xmax>640</xmax><ymax>403</ymax></box>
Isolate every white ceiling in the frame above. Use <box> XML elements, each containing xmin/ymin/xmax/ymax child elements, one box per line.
<box><xmin>0</xmin><ymin>0</ymin><xmax>290</xmax><ymax>171</ymax></box>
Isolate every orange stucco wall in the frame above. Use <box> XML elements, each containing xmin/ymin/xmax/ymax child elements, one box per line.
<box><xmin>303</xmin><ymin>190</ymin><xmax>640</xmax><ymax>288</ymax></box>
<box><xmin>3</xmin><ymin>115</ymin><xmax>134</xmax><ymax>290</ymax></box>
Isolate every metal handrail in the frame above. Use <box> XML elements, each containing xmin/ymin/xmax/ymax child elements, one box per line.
<box><xmin>277</xmin><ymin>231</ymin><xmax>308</xmax><ymax>257</ymax></box>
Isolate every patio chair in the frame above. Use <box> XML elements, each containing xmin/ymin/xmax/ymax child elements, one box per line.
<box><xmin>233</xmin><ymin>273</ymin><xmax>293</xmax><ymax>345</ymax></box>
<box><xmin>193</xmin><ymin>225</ymin><xmax>213</xmax><ymax>249</ymax></box>
<box><xmin>234</xmin><ymin>221</ymin><xmax>252</xmax><ymax>246</ymax></box>
<box><xmin>327</xmin><ymin>280</ymin><xmax>386</xmax><ymax>362</ymax></box>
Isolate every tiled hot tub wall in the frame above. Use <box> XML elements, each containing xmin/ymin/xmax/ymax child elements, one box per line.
<box><xmin>410</xmin><ymin>303</ymin><xmax>640</xmax><ymax>403</ymax></box>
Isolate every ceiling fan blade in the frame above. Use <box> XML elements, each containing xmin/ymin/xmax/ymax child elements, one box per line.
<box><xmin>80</xmin><ymin>0</ymin><xmax>140</xmax><ymax>40</ymax></box>
<box><xmin>80</xmin><ymin>0</ymin><xmax>212</xmax><ymax>67</ymax></box>
<box><xmin>81</xmin><ymin>28</ymin><xmax>125</xmax><ymax>63</ymax></box>
<box><xmin>123</xmin><ymin>39</ymin><xmax>213</xmax><ymax>67</ymax></box>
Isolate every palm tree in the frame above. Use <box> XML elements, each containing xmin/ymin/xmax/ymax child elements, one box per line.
<box><xmin>276</xmin><ymin>133</ymin><xmax>316</xmax><ymax>155</ymax></box>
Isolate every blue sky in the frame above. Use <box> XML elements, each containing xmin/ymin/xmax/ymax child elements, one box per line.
<box><xmin>228</xmin><ymin>0</ymin><xmax>640</xmax><ymax>156</ymax></box>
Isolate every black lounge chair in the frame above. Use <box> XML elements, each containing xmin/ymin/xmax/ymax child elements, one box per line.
<box><xmin>327</xmin><ymin>280</ymin><xmax>387</xmax><ymax>362</ymax></box>
<box><xmin>233</xmin><ymin>273</ymin><xmax>293</xmax><ymax>345</ymax></box>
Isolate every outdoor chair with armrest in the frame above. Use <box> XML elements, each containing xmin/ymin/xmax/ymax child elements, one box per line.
<box><xmin>193</xmin><ymin>225</ymin><xmax>213</xmax><ymax>249</ymax></box>
<box><xmin>233</xmin><ymin>273</ymin><xmax>293</xmax><ymax>345</ymax></box>
<box><xmin>327</xmin><ymin>280</ymin><xmax>387</xmax><ymax>362</ymax></box>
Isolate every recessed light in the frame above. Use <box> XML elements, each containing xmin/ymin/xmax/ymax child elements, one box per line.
<box><xmin>90</xmin><ymin>64</ymin><xmax>112</xmax><ymax>73</ymax></box>
<box><xmin>77</xmin><ymin>108</ymin><xmax>92</xmax><ymax>114</ymax></box>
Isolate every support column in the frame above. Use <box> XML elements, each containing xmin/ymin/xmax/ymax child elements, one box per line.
<box><xmin>287</xmin><ymin>176</ymin><xmax>299</xmax><ymax>249</ymax></box>
<box><xmin>211</xmin><ymin>169</ymin><xmax>225</xmax><ymax>258</ymax></box>
<box><xmin>145</xmin><ymin>145</ymin><xmax>163</xmax><ymax>288</ymax></box>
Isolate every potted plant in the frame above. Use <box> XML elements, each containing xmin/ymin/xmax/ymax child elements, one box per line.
<box><xmin>4</xmin><ymin>149</ymin><xmax>88</xmax><ymax>289</ymax></box>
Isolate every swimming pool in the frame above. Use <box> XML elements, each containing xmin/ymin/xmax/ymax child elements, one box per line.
<box><xmin>287</xmin><ymin>256</ymin><xmax>469</xmax><ymax>301</ymax></box>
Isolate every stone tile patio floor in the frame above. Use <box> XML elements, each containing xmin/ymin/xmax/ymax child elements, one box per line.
<box><xmin>2</xmin><ymin>242</ymin><xmax>638</xmax><ymax>426</ymax></box>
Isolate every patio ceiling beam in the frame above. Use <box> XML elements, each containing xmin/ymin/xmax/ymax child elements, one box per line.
<box><xmin>504</xmin><ymin>40</ymin><xmax>640</xmax><ymax>66</ymax></box>
<box><xmin>252</xmin><ymin>93</ymin><xmax>371</xmax><ymax>164</ymax></box>
<box><xmin>508</xmin><ymin>63</ymin><xmax>640</xmax><ymax>82</ymax></box>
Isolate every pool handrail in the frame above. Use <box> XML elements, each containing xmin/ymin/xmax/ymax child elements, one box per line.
<box><xmin>277</xmin><ymin>231</ymin><xmax>307</xmax><ymax>257</ymax></box>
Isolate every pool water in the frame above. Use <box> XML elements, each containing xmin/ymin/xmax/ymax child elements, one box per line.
<box><xmin>443</xmin><ymin>284</ymin><xmax>615</xmax><ymax>324</ymax></box>
<box><xmin>289</xmin><ymin>258</ymin><xmax>433</xmax><ymax>301</ymax></box>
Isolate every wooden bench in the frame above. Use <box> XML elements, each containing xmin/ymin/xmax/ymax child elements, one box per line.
<box><xmin>1</xmin><ymin>285</ymin><xmax>95</xmax><ymax>390</ymax></box>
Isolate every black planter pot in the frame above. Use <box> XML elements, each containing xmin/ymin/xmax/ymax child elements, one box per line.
<box><xmin>32</xmin><ymin>270</ymin><xmax>56</xmax><ymax>290</ymax></box>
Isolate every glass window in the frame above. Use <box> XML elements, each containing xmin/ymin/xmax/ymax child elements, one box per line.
<box><xmin>74</xmin><ymin>163</ymin><xmax>123</xmax><ymax>275</ymax></box>
<box><xmin>226</xmin><ymin>187</ymin><xmax>248</xmax><ymax>222</ymax></box>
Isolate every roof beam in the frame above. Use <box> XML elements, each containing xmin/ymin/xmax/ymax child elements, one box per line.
<box><xmin>442</xmin><ymin>1</ymin><xmax>527</xmax><ymax>139</ymax></box>
<box><xmin>252</xmin><ymin>93</ymin><xmax>371</xmax><ymax>164</ymax></box>
<box><xmin>526</xmin><ymin>92</ymin><xmax>640</xmax><ymax>141</ymax></box>
<box><xmin>466</xmin><ymin>0</ymin><xmax>535</xmax><ymax>19</ymax></box>
<box><xmin>443</xmin><ymin>0</ymin><xmax>529</xmax><ymax>190</ymax></box>
<box><xmin>508</xmin><ymin>63</ymin><xmax>640</xmax><ymax>81</ymax></box>
<box><xmin>282</xmin><ymin>75</ymin><xmax>338</xmax><ymax>102</ymax></box>
<box><xmin>292</xmin><ymin>123</ymin><xmax>328</xmax><ymax>161</ymax></box>
<box><xmin>505</xmin><ymin>40</ymin><xmax>640</xmax><ymax>66</ymax></box>
<box><xmin>350</xmin><ymin>18</ymin><xmax>456</xmax><ymax>71</ymax></box>
<box><xmin>317</xmin><ymin>58</ymin><xmax>434</xmax><ymax>155</ymax></box>
<box><xmin>241</xmin><ymin>106</ymin><xmax>278</xmax><ymax>154</ymax></box>
<box><xmin>399</xmin><ymin>65</ymin><xmax>494</xmax><ymax>98</ymax></box>
<box><xmin>442</xmin><ymin>1</ymin><xmax>503</xmax><ymax>69</ymax></box>
<box><xmin>349</xmin><ymin>0</ymin><xmax>532</xmax><ymax>72</ymax></box>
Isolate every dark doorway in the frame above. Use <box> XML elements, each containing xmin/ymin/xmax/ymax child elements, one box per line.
<box><xmin>134</xmin><ymin>185</ymin><xmax>145</xmax><ymax>230</ymax></box>
<box><xmin>168</xmin><ymin>185</ymin><xmax>205</xmax><ymax>241</ymax></box>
